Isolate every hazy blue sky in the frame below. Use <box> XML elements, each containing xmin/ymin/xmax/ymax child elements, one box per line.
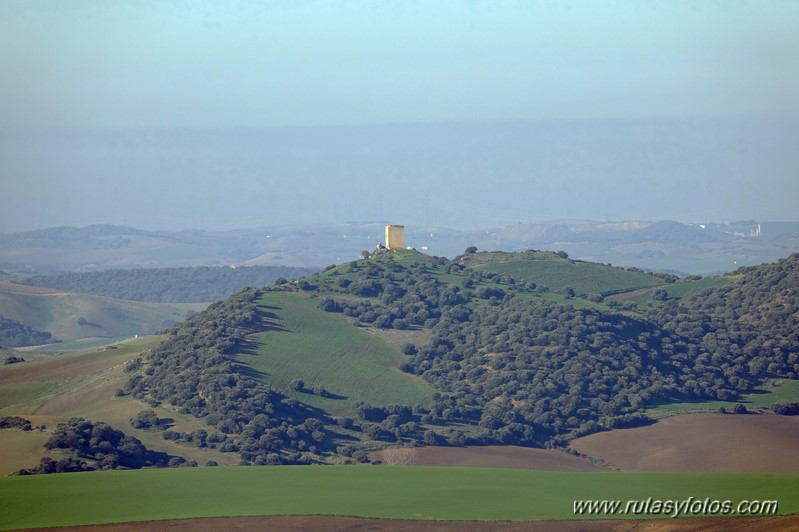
<box><xmin>1</xmin><ymin>1</ymin><xmax>798</xmax><ymax>231</ymax></box>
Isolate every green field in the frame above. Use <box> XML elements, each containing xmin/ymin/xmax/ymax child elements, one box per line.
<box><xmin>25</xmin><ymin>336</ymin><xmax>134</xmax><ymax>353</ymax></box>
<box><xmin>647</xmin><ymin>379</ymin><xmax>799</xmax><ymax>417</ymax></box>
<box><xmin>0</xmin><ymin>466</ymin><xmax>797</xmax><ymax>529</ymax></box>
<box><xmin>235</xmin><ymin>291</ymin><xmax>435</xmax><ymax>416</ymax></box>
<box><xmin>462</xmin><ymin>252</ymin><xmax>665</xmax><ymax>296</ymax></box>
<box><xmin>620</xmin><ymin>276</ymin><xmax>734</xmax><ymax>307</ymax></box>
<box><xmin>662</xmin><ymin>276</ymin><xmax>734</xmax><ymax>298</ymax></box>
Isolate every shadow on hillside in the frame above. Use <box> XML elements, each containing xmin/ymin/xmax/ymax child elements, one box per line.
<box><xmin>231</xmin><ymin>361</ymin><xmax>268</xmax><ymax>380</ymax></box>
<box><xmin>322</xmin><ymin>391</ymin><xmax>348</xmax><ymax>400</ymax></box>
<box><xmin>236</xmin><ymin>337</ymin><xmax>262</xmax><ymax>356</ymax></box>
<box><xmin>327</xmin><ymin>429</ymin><xmax>360</xmax><ymax>443</ymax></box>
<box><xmin>258</xmin><ymin>309</ymin><xmax>291</xmax><ymax>333</ymax></box>
<box><xmin>298</xmin><ymin>388</ymin><xmax>349</xmax><ymax>401</ymax></box>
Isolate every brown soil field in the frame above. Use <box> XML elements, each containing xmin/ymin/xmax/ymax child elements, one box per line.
<box><xmin>369</xmin><ymin>445</ymin><xmax>604</xmax><ymax>471</ymax></box>
<box><xmin>0</xmin><ymin>347</ymin><xmax>136</xmax><ymax>386</ymax></box>
<box><xmin>570</xmin><ymin>413</ymin><xmax>799</xmax><ymax>473</ymax></box>
<box><xmin>605</xmin><ymin>286</ymin><xmax>653</xmax><ymax>302</ymax></box>
<box><xmin>20</xmin><ymin>514</ymin><xmax>799</xmax><ymax>532</ymax></box>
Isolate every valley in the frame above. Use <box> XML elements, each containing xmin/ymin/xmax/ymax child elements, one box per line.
<box><xmin>0</xmin><ymin>280</ymin><xmax>205</xmax><ymax>344</ymax></box>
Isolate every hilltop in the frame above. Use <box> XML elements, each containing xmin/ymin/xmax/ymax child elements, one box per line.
<box><xmin>109</xmin><ymin>248</ymin><xmax>799</xmax><ymax>465</ymax></box>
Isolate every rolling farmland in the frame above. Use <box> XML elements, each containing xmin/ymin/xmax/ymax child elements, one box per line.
<box><xmin>1</xmin><ymin>466</ymin><xmax>798</xmax><ymax>530</ymax></box>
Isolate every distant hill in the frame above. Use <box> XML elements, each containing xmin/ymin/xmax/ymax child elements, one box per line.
<box><xmin>0</xmin><ymin>280</ymin><xmax>205</xmax><ymax>343</ymax></box>
<box><xmin>25</xmin><ymin>265</ymin><xmax>318</xmax><ymax>303</ymax></box>
<box><xmin>1</xmin><ymin>220</ymin><xmax>797</xmax><ymax>276</ymax></box>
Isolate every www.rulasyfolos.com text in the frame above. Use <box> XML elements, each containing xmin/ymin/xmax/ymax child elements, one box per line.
<box><xmin>573</xmin><ymin>497</ymin><xmax>778</xmax><ymax>518</ymax></box>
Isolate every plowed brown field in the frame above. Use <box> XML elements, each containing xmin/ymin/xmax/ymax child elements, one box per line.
<box><xmin>570</xmin><ymin>413</ymin><xmax>799</xmax><ymax>472</ymax></box>
<box><xmin>370</xmin><ymin>445</ymin><xmax>604</xmax><ymax>471</ymax></box>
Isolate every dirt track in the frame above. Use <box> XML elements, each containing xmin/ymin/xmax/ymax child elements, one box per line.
<box><xmin>21</xmin><ymin>515</ymin><xmax>799</xmax><ymax>532</ymax></box>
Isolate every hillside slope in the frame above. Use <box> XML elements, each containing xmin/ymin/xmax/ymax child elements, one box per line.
<box><xmin>0</xmin><ymin>280</ymin><xmax>205</xmax><ymax>342</ymax></box>
<box><xmin>457</xmin><ymin>249</ymin><xmax>669</xmax><ymax>296</ymax></box>
<box><xmin>237</xmin><ymin>290</ymin><xmax>434</xmax><ymax>416</ymax></box>
<box><xmin>117</xmin><ymin>250</ymin><xmax>799</xmax><ymax>465</ymax></box>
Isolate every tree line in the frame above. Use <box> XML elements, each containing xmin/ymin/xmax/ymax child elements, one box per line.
<box><xmin>25</xmin><ymin>265</ymin><xmax>317</xmax><ymax>303</ymax></box>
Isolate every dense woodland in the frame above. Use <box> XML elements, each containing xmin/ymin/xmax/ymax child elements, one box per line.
<box><xmin>125</xmin><ymin>251</ymin><xmax>799</xmax><ymax>462</ymax></box>
<box><xmin>25</xmin><ymin>265</ymin><xmax>317</xmax><ymax>303</ymax></box>
<box><xmin>0</xmin><ymin>315</ymin><xmax>53</xmax><ymax>347</ymax></box>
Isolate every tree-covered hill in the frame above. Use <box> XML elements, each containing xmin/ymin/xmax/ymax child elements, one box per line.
<box><xmin>25</xmin><ymin>265</ymin><xmax>318</xmax><ymax>303</ymax></box>
<box><xmin>123</xmin><ymin>249</ymin><xmax>799</xmax><ymax>464</ymax></box>
<box><xmin>0</xmin><ymin>315</ymin><xmax>53</xmax><ymax>347</ymax></box>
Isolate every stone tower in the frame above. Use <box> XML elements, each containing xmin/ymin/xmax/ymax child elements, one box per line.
<box><xmin>385</xmin><ymin>225</ymin><xmax>405</xmax><ymax>250</ymax></box>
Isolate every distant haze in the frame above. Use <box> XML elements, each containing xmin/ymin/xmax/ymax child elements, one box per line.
<box><xmin>1</xmin><ymin>118</ymin><xmax>797</xmax><ymax>232</ymax></box>
<box><xmin>1</xmin><ymin>2</ymin><xmax>797</xmax><ymax>231</ymax></box>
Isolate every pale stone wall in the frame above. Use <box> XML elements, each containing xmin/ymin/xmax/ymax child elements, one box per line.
<box><xmin>385</xmin><ymin>225</ymin><xmax>405</xmax><ymax>250</ymax></box>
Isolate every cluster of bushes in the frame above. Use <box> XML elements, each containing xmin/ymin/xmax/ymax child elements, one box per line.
<box><xmin>130</xmin><ymin>409</ymin><xmax>166</xmax><ymax>430</ymax></box>
<box><xmin>773</xmin><ymin>402</ymin><xmax>799</xmax><ymax>415</ymax></box>
<box><xmin>14</xmin><ymin>417</ymin><xmax>183</xmax><ymax>475</ymax></box>
<box><xmin>0</xmin><ymin>415</ymin><xmax>33</xmax><ymax>431</ymax></box>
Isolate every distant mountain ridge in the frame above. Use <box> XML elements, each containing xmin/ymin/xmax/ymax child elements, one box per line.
<box><xmin>1</xmin><ymin>220</ymin><xmax>797</xmax><ymax>275</ymax></box>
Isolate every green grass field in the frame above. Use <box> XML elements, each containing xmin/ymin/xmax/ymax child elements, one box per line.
<box><xmin>235</xmin><ymin>291</ymin><xmax>435</xmax><ymax>416</ymax></box>
<box><xmin>647</xmin><ymin>379</ymin><xmax>799</xmax><ymax>417</ymax></box>
<box><xmin>26</xmin><ymin>336</ymin><xmax>134</xmax><ymax>353</ymax></box>
<box><xmin>462</xmin><ymin>252</ymin><xmax>665</xmax><ymax>296</ymax></box>
<box><xmin>620</xmin><ymin>276</ymin><xmax>734</xmax><ymax>307</ymax></box>
<box><xmin>0</xmin><ymin>466</ymin><xmax>797</xmax><ymax>529</ymax></box>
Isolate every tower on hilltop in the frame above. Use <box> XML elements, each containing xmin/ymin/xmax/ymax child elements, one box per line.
<box><xmin>385</xmin><ymin>225</ymin><xmax>405</xmax><ymax>250</ymax></box>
